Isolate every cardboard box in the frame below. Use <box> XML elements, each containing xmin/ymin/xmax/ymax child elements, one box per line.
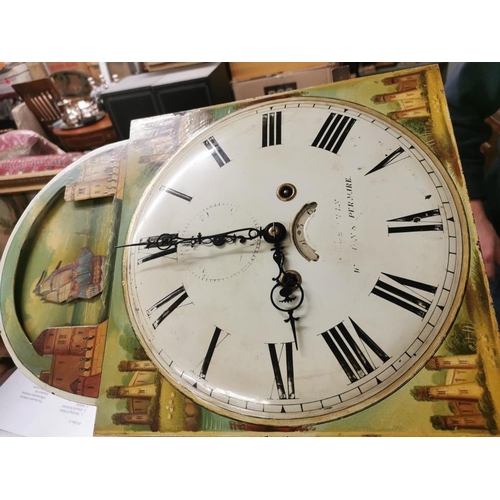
<box><xmin>229</xmin><ymin>62</ymin><xmax>332</xmax><ymax>82</ymax></box>
<box><xmin>142</xmin><ymin>62</ymin><xmax>202</xmax><ymax>72</ymax></box>
<box><xmin>231</xmin><ymin>64</ymin><xmax>339</xmax><ymax>101</ymax></box>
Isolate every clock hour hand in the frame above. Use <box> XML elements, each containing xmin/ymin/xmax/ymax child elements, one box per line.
<box><xmin>269</xmin><ymin>235</ymin><xmax>305</xmax><ymax>351</ymax></box>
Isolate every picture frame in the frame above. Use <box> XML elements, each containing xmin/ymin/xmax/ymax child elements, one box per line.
<box><xmin>0</xmin><ymin>168</ymin><xmax>63</xmax><ymax>195</ymax></box>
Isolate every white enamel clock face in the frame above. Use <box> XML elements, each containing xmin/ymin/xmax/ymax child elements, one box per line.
<box><xmin>124</xmin><ymin>97</ymin><xmax>468</xmax><ymax>425</ymax></box>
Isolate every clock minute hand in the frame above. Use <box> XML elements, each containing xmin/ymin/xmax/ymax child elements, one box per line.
<box><xmin>117</xmin><ymin>222</ymin><xmax>287</xmax><ymax>252</ymax></box>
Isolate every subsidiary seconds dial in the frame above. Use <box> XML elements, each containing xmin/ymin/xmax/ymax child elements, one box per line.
<box><xmin>123</xmin><ymin>97</ymin><xmax>469</xmax><ymax>426</ymax></box>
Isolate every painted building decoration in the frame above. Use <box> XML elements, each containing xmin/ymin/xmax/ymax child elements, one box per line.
<box><xmin>411</xmin><ymin>323</ymin><xmax>497</xmax><ymax>433</ymax></box>
<box><xmin>32</xmin><ymin>321</ymin><xmax>108</xmax><ymax>398</ymax></box>
<box><xmin>107</xmin><ymin>357</ymin><xmax>202</xmax><ymax>433</ymax></box>
<box><xmin>373</xmin><ymin>71</ymin><xmax>430</xmax><ymax>120</ymax></box>
<box><xmin>65</xmin><ymin>159</ymin><xmax>121</xmax><ymax>201</ymax></box>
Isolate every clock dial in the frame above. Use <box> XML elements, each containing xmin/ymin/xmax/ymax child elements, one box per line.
<box><xmin>123</xmin><ymin>98</ymin><xmax>469</xmax><ymax>425</ymax></box>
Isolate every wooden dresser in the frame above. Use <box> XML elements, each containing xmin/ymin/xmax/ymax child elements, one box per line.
<box><xmin>52</xmin><ymin>112</ymin><xmax>117</xmax><ymax>152</ymax></box>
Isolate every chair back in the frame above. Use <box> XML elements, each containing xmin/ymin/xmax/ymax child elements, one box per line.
<box><xmin>12</xmin><ymin>79</ymin><xmax>63</xmax><ymax>129</ymax></box>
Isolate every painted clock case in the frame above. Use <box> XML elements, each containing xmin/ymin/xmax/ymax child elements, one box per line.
<box><xmin>1</xmin><ymin>64</ymin><xmax>499</xmax><ymax>435</ymax></box>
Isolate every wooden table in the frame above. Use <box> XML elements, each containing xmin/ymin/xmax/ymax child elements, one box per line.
<box><xmin>52</xmin><ymin>112</ymin><xmax>117</xmax><ymax>152</ymax></box>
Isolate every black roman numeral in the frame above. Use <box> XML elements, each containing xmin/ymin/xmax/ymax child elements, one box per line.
<box><xmin>388</xmin><ymin>208</ymin><xmax>443</xmax><ymax>234</ymax></box>
<box><xmin>147</xmin><ymin>285</ymin><xmax>189</xmax><ymax>329</ymax></box>
<box><xmin>199</xmin><ymin>326</ymin><xmax>226</xmax><ymax>380</ymax></box>
<box><xmin>137</xmin><ymin>235</ymin><xmax>178</xmax><ymax>265</ymax></box>
<box><xmin>204</xmin><ymin>136</ymin><xmax>230</xmax><ymax>167</ymax></box>
<box><xmin>365</xmin><ymin>146</ymin><xmax>406</xmax><ymax>175</ymax></box>
<box><xmin>321</xmin><ymin>318</ymin><xmax>389</xmax><ymax>383</ymax></box>
<box><xmin>371</xmin><ymin>273</ymin><xmax>437</xmax><ymax>318</ymax></box>
<box><xmin>161</xmin><ymin>186</ymin><xmax>193</xmax><ymax>202</ymax></box>
<box><xmin>268</xmin><ymin>342</ymin><xmax>295</xmax><ymax>399</ymax></box>
<box><xmin>311</xmin><ymin>113</ymin><xmax>356</xmax><ymax>154</ymax></box>
<box><xmin>138</xmin><ymin>247</ymin><xmax>177</xmax><ymax>264</ymax></box>
<box><xmin>262</xmin><ymin>111</ymin><xmax>282</xmax><ymax>147</ymax></box>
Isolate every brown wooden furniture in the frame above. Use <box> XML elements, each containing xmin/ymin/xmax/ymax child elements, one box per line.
<box><xmin>51</xmin><ymin>112</ymin><xmax>117</xmax><ymax>152</ymax></box>
<box><xmin>12</xmin><ymin>79</ymin><xmax>63</xmax><ymax>142</ymax></box>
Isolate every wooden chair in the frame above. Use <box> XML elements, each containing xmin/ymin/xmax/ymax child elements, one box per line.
<box><xmin>12</xmin><ymin>78</ymin><xmax>63</xmax><ymax>143</ymax></box>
